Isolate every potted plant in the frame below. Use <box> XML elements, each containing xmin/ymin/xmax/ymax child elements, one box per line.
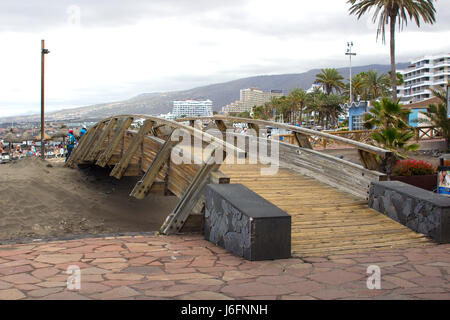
<box><xmin>390</xmin><ymin>159</ymin><xmax>437</xmax><ymax>191</ymax></box>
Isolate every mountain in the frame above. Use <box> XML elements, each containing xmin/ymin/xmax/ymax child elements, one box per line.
<box><xmin>1</xmin><ymin>63</ymin><xmax>409</xmax><ymax>123</ymax></box>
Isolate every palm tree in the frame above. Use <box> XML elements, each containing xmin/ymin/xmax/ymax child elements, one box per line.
<box><xmin>347</xmin><ymin>0</ymin><xmax>436</xmax><ymax>100</ymax></box>
<box><xmin>350</xmin><ymin>72</ymin><xmax>368</xmax><ymax>102</ymax></box>
<box><xmin>363</xmin><ymin>70</ymin><xmax>391</xmax><ymax>100</ymax></box>
<box><xmin>364</xmin><ymin>97</ymin><xmax>419</xmax><ymax>158</ymax></box>
<box><xmin>315</xmin><ymin>68</ymin><xmax>345</xmax><ymax>95</ymax></box>
<box><xmin>288</xmin><ymin>88</ymin><xmax>309</xmax><ymax>124</ymax></box>
<box><xmin>420</xmin><ymin>86</ymin><xmax>450</xmax><ymax>148</ymax></box>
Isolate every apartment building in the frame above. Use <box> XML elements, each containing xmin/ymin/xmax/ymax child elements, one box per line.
<box><xmin>172</xmin><ymin>100</ymin><xmax>213</xmax><ymax>118</ymax></box>
<box><xmin>398</xmin><ymin>53</ymin><xmax>450</xmax><ymax>103</ymax></box>
<box><xmin>222</xmin><ymin>88</ymin><xmax>283</xmax><ymax>114</ymax></box>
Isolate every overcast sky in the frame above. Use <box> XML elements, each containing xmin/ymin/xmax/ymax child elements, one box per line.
<box><xmin>1</xmin><ymin>0</ymin><xmax>449</xmax><ymax>117</ymax></box>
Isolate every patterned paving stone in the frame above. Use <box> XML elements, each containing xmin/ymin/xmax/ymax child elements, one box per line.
<box><xmin>28</xmin><ymin>287</ymin><xmax>64</xmax><ymax>298</ymax></box>
<box><xmin>221</xmin><ymin>282</ymin><xmax>293</xmax><ymax>297</ymax></box>
<box><xmin>0</xmin><ymin>234</ymin><xmax>448</xmax><ymax>300</ymax></box>
<box><xmin>91</xmin><ymin>286</ymin><xmax>139</xmax><ymax>300</ymax></box>
<box><xmin>308</xmin><ymin>270</ymin><xmax>365</xmax><ymax>285</ymax></box>
<box><xmin>0</xmin><ymin>288</ymin><xmax>26</xmax><ymax>300</ymax></box>
<box><xmin>179</xmin><ymin>291</ymin><xmax>233</xmax><ymax>300</ymax></box>
<box><xmin>35</xmin><ymin>254</ymin><xmax>83</xmax><ymax>264</ymax></box>
<box><xmin>1</xmin><ymin>273</ymin><xmax>41</xmax><ymax>284</ymax></box>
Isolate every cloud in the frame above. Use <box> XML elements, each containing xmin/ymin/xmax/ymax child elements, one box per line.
<box><xmin>0</xmin><ymin>0</ymin><xmax>449</xmax><ymax>117</ymax></box>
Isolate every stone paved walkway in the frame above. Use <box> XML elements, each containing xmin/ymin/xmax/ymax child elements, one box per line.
<box><xmin>0</xmin><ymin>234</ymin><xmax>449</xmax><ymax>300</ymax></box>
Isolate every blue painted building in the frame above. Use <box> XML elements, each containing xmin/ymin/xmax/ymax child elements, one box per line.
<box><xmin>345</xmin><ymin>102</ymin><xmax>369</xmax><ymax>131</ymax></box>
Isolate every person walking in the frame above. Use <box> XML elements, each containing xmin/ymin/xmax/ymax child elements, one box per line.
<box><xmin>80</xmin><ymin>126</ymin><xmax>87</xmax><ymax>138</ymax></box>
<box><xmin>65</xmin><ymin>130</ymin><xmax>76</xmax><ymax>162</ymax></box>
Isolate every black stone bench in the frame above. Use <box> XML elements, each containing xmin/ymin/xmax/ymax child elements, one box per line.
<box><xmin>204</xmin><ymin>184</ymin><xmax>291</xmax><ymax>261</ymax></box>
<box><xmin>369</xmin><ymin>181</ymin><xmax>450</xmax><ymax>243</ymax></box>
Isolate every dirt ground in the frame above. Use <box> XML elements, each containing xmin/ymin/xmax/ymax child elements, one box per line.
<box><xmin>0</xmin><ymin>158</ymin><xmax>178</xmax><ymax>243</ymax></box>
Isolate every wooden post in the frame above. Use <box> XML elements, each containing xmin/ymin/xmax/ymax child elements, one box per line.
<box><xmin>160</xmin><ymin>151</ymin><xmax>225</xmax><ymax>235</ymax></box>
<box><xmin>358</xmin><ymin>149</ymin><xmax>380</xmax><ymax>171</ymax></box>
<box><xmin>96</xmin><ymin>117</ymin><xmax>133</xmax><ymax>167</ymax></box>
<box><xmin>214</xmin><ymin>120</ymin><xmax>227</xmax><ymax>133</ymax></box>
<box><xmin>66</xmin><ymin>124</ymin><xmax>102</xmax><ymax>167</ymax></box>
<box><xmin>247</xmin><ymin>122</ymin><xmax>260</xmax><ymax>137</ymax></box>
<box><xmin>294</xmin><ymin>132</ymin><xmax>313</xmax><ymax>149</ymax></box>
<box><xmin>110</xmin><ymin>119</ymin><xmax>154</xmax><ymax>179</ymax></box>
<box><xmin>130</xmin><ymin>130</ymin><xmax>177</xmax><ymax>199</ymax></box>
<box><xmin>77</xmin><ymin>122</ymin><xmax>107</xmax><ymax>162</ymax></box>
<box><xmin>85</xmin><ymin>118</ymin><xmax>118</xmax><ymax>161</ymax></box>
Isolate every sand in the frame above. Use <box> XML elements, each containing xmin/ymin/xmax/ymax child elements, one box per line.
<box><xmin>0</xmin><ymin>158</ymin><xmax>178</xmax><ymax>243</ymax></box>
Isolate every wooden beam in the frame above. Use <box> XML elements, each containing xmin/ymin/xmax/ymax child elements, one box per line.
<box><xmin>110</xmin><ymin>119</ymin><xmax>154</xmax><ymax>179</ymax></box>
<box><xmin>130</xmin><ymin>130</ymin><xmax>177</xmax><ymax>200</ymax></box>
<box><xmin>210</xmin><ymin>170</ymin><xmax>230</xmax><ymax>184</ymax></box>
<box><xmin>65</xmin><ymin>126</ymin><xmax>94</xmax><ymax>167</ymax></box>
<box><xmin>247</xmin><ymin>122</ymin><xmax>260</xmax><ymax>136</ymax></box>
<box><xmin>358</xmin><ymin>150</ymin><xmax>380</xmax><ymax>171</ymax></box>
<box><xmin>77</xmin><ymin>122</ymin><xmax>107</xmax><ymax>162</ymax></box>
<box><xmin>294</xmin><ymin>132</ymin><xmax>313</xmax><ymax>149</ymax></box>
<box><xmin>214</xmin><ymin>120</ymin><xmax>227</xmax><ymax>132</ymax></box>
<box><xmin>96</xmin><ymin>117</ymin><xmax>134</xmax><ymax>167</ymax></box>
<box><xmin>160</xmin><ymin>151</ymin><xmax>225</xmax><ymax>235</ymax></box>
<box><xmin>176</xmin><ymin>116</ymin><xmax>391</xmax><ymax>158</ymax></box>
<box><xmin>85</xmin><ymin>118</ymin><xmax>118</xmax><ymax>161</ymax></box>
<box><xmin>66</xmin><ymin>123</ymin><xmax>103</xmax><ymax>167</ymax></box>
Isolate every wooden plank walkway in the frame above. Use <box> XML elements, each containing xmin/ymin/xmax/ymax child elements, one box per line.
<box><xmin>220</xmin><ymin>163</ymin><xmax>434</xmax><ymax>257</ymax></box>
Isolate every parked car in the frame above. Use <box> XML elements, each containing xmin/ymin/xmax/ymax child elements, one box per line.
<box><xmin>1</xmin><ymin>152</ymin><xmax>10</xmax><ymax>164</ymax></box>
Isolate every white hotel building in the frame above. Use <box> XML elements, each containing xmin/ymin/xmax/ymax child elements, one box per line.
<box><xmin>172</xmin><ymin>100</ymin><xmax>213</xmax><ymax>118</ymax></box>
<box><xmin>398</xmin><ymin>53</ymin><xmax>450</xmax><ymax>103</ymax></box>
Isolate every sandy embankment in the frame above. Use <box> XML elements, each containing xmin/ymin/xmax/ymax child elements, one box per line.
<box><xmin>0</xmin><ymin>158</ymin><xmax>178</xmax><ymax>242</ymax></box>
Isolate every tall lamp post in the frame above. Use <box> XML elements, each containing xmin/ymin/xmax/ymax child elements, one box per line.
<box><xmin>41</xmin><ymin>40</ymin><xmax>50</xmax><ymax>160</ymax></box>
<box><xmin>346</xmin><ymin>42</ymin><xmax>356</xmax><ymax>104</ymax></box>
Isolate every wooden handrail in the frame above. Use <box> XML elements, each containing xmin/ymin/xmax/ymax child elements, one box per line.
<box><xmin>97</xmin><ymin>115</ymin><xmax>246</xmax><ymax>159</ymax></box>
<box><xmin>177</xmin><ymin>116</ymin><xmax>392</xmax><ymax>157</ymax></box>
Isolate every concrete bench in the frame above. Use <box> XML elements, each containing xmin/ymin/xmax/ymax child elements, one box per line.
<box><xmin>204</xmin><ymin>184</ymin><xmax>291</xmax><ymax>261</ymax></box>
<box><xmin>369</xmin><ymin>181</ymin><xmax>450</xmax><ymax>243</ymax></box>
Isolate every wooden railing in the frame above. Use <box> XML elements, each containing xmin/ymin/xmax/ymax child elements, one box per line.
<box><xmin>177</xmin><ymin>116</ymin><xmax>394</xmax><ymax>173</ymax></box>
<box><xmin>275</xmin><ymin>130</ymin><xmax>375</xmax><ymax>149</ymax></box>
<box><xmin>275</xmin><ymin>126</ymin><xmax>442</xmax><ymax>148</ymax></box>
<box><xmin>414</xmin><ymin>126</ymin><xmax>442</xmax><ymax>141</ymax></box>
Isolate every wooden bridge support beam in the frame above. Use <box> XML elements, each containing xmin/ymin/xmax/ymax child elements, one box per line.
<box><xmin>78</xmin><ymin>122</ymin><xmax>108</xmax><ymax>163</ymax></box>
<box><xmin>110</xmin><ymin>119</ymin><xmax>155</xmax><ymax>179</ymax></box>
<box><xmin>85</xmin><ymin>118</ymin><xmax>118</xmax><ymax>161</ymax></box>
<box><xmin>66</xmin><ymin>123</ymin><xmax>103</xmax><ymax>167</ymax></box>
<box><xmin>130</xmin><ymin>131</ymin><xmax>177</xmax><ymax>200</ymax></box>
<box><xmin>96</xmin><ymin>117</ymin><xmax>134</xmax><ymax>167</ymax></box>
<box><xmin>247</xmin><ymin>122</ymin><xmax>260</xmax><ymax>137</ymax></box>
<box><xmin>214</xmin><ymin>120</ymin><xmax>227</xmax><ymax>133</ymax></box>
<box><xmin>294</xmin><ymin>132</ymin><xmax>313</xmax><ymax>149</ymax></box>
<box><xmin>358</xmin><ymin>150</ymin><xmax>381</xmax><ymax>171</ymax></box>
<box><xmin>160</xmin><ymin>151</ymin><xmax>226</xmax><ymax>235</ymax></box>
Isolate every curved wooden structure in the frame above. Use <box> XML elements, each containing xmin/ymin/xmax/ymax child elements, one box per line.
<box><xmin>66</xmin><ymin>114</ymin><xmax>433</xmax><ymax>256</ymax></box>
<box><xmin>66</xmin><ymin>115</ymin><xmax>244</xmax><ymax>235</ymax></box>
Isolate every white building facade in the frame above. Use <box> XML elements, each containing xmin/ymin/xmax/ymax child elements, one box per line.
<box><xmin>172</xmin><ymin>100</ymin><xmax>213</xmax><ymax>118</ymax></box>
<box><xmin>398</xmin><ymin>53</ymin><xmax>450</xmax><ymax>103</ymax></box>
<box><xmin>222</xmin><ymin>88</ymin><xmax>283</xmax><ymax>114</ymax></box>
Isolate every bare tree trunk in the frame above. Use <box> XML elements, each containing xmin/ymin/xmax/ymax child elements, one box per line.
<box><xmin>390</xmin><ymin>15</ymin><xmax>397</xmax><ymax>101</ymax></box>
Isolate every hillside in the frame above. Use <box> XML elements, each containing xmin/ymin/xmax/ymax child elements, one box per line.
<box><xmin>1</xmin><ymin>63</ymin><xmax>408</xmax><ymax>123</ymax></box>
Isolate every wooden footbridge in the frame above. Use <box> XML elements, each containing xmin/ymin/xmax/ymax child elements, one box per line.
<box><xmin>66</xmin><ymin>115</ymin><xmax>432</xmax><ymax>257</ymax></box>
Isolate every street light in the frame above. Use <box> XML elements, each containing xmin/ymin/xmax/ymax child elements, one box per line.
<box><xmin>41</xmin><ymin>39</ymin><xmax>50</xmax><ymax>160</ymax></box>
<box><xmin>345</xmin><ymin>42</ymin><xmax>356</xmax><ymax>104</ymax></box>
